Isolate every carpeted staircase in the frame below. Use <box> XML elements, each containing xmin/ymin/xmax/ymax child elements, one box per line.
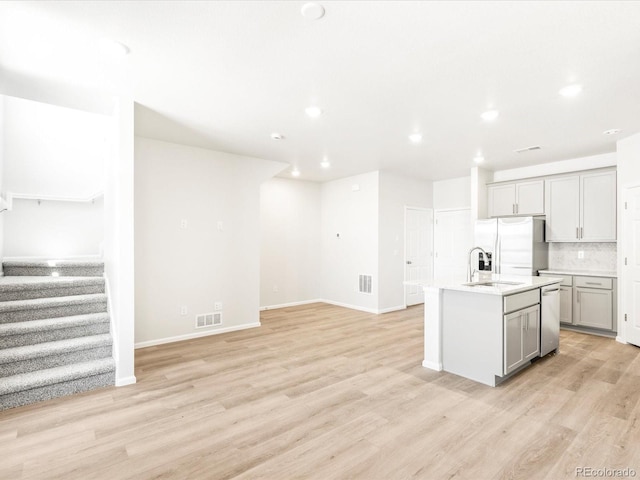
<box><xmin>0</xmin><ymin>260</ymin><xmax>115</xmax><ymax>410</ymax></box>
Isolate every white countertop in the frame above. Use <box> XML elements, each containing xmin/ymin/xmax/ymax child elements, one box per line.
<box><xmin>539</xmin><ymin>269</ymin><xmax>617</xmax><ymax>278</ymax></box>
<box><xmin>405</xmin><ymin>274</ymin><xmax>562</xmax><ymax>296</ymax></box>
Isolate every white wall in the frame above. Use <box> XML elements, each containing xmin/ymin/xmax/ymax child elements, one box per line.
<box><xmin>3</xmin><ymin>96</ymin><xmax>106</xmax><ymax>197</ymax></box>
<box><xmin>433</xmin><ymin>176</ymin><xmax>471</xmax><ymax>210</ymax></box>
<box><xmin>104</xmin><ymin>96</ymin><xmax>136</xmax><ymax>386</ymax></box>
<box><xmin>1</xmin><ymin>95</ymin><xmax>107</xmax><ymax>260</ymax></box>
<box><xmin>0</xmin><ymin>96</ymin><xmax>5</xmax><ymax>269</ymax></box>
<box><xmin>321</xmin><ymin>171</ymin><xmax>379</xmax><ymax>312</ymax></box>
<box><xmin>471</xmin><ymin>167</ymin><xmax>491</xmax><ymax>221</ymax></box>
<box><xmin>3</xmin><ymin>198</ymin><xmax>103</xmax><ymax>258</ymax></box>
<box><xmin>378</xmin><ymin>171</ymin><xmax>432</xmax><ymax>311</ymax></box>
<box><xmin>260</xmin><ymin>178</ymin><xmax>321</xmax><ymax>309</ymax></box>
<box><xmin>135</xmin><ymin>137</ymin><xmax>285</xmax><ymax>347</ymax></box>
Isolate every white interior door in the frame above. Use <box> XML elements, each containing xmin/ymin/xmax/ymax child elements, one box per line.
<box><xmin>624</xmin><ymin>186</ymin><xmax>640</xmax><ymax>347</ymax></box>
<box><xmin>433</xmin><ymin>209</ymin><xmax>472</xmax><ymax>284</ymax></box>
<box><xmin>404</xmin><ymin>207</ymin><xmax>433</xmax><ymax>306</ymax></box>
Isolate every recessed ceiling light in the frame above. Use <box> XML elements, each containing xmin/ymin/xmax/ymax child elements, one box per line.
<box><xmin>301</xmin><ymin>3</ymin><xmax>325</xmax><ymax>20</ymax></box>
<box><xmin>305</xmin><ymin>106</ymin><xmax>323</xmax><ymax>118</ymax></box>
<box><xmin>481</xmin><ymin>110</ymin><xmax>499</xmax><ymax>122</ymax></box>
<box><xmin>98</xmin><ymin>38</ymin><xmax>130</xmax><ymax>58</ymax></box>
<box><xmin>291</xmin><ymin>168</ymin><xmax>301</xmax><ymax>177</ymax></box>
<box><xmin>320</xmin><ymin>158</ymin><xmax>331</xmax><ymax>168</ymax></box>
<box><xmin>409</xmin><ymin>133</ymin><xmax>423</xmax><ymax>143</ymax></box>
<box><xmin>603</xmin><ymin>128</ymin><xmax>622</xmax><ymax>135</ymax></box>
<box><xmin>473</xmin><ymin>154</ymin><xmax>485</xmax><ymax>164</ymax></box>
<box><xmin>271</xmin><ymin>133</ymin><xmax>284</xmax><ymax>140</ymax></box>
<box><xmin>559</xmin><ymin>83</ymin><xmax>582</xmax><ymax>97</ymax></box>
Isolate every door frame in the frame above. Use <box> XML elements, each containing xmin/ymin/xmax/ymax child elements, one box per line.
<box><xmin>403</xmin><ymin>206</ymin><xmax>433</xmax><ymax>308</ymax></box>
<box><xmin>620</xmin><ymin>184</ymin><xmax>640</xmax><ymax>346</ymax></box>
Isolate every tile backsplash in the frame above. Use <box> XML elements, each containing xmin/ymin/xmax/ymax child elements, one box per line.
<box><xmin>548</xmin><ymin>242</ymin><xmax>617</xmax><ymax>272</ymax></box>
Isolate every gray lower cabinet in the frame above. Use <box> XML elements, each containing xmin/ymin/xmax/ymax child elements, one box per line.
<box><xmin>574</xmin><ymin>287</ymin><xmax>613</xmax><ymax>330</ymax></box>
<box><xmin>504</xmin><ymin>304</ymin><xmax>540</xmax><ymax>375</ymax></box>
<box><xmin>559</xmin><ymin>286</ymin><xmax>573</xmax><ymax>324</ymax></box>
<box><xmin>539</xmin><ymin>273</ymin><xmax>616</xmax><ymax>333</ymax></box>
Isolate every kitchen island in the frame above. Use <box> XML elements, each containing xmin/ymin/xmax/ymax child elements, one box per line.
<box><xmin>407</xmin><ymin>275</ymin><xmax>562</xmax><ymax>386</ymax></box>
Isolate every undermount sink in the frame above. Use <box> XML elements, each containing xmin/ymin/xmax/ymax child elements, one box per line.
<box><xmin>463</xmin><ymin>281</ymin><xmax>524</xmax><ymax>287</ymax></box>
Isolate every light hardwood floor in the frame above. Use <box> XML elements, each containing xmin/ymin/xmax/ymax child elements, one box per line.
<box><xmin>1</xmin><ymin>303</ymin><xmax>639</xmax><ymax>479</ymax></box>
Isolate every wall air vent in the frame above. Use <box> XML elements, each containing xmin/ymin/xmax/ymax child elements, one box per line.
<box><xmin>359</xmin><ymin>274</ymin><xmax>373</xmax><ymax>294</ymax></box>
<box><xmin>196</xmin><ymin>313</ymin><xmax>223</xmax><ymax>329</ymax></box>
<box><xmin>514</xmin><ymin>145</ymin><xmax>541</xmax><ymax>153</ymax></box>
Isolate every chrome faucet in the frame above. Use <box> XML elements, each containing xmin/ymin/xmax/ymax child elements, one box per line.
<box><xmin>468</xmin><ymin>246</ymin><xmax>489</xmax><ymax>282</ymax></box>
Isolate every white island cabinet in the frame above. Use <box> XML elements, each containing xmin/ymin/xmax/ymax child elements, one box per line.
<box><xmin>410</xmin><ymin>275</ymin><xmax>562</xmax><ymax>387</ymax></box>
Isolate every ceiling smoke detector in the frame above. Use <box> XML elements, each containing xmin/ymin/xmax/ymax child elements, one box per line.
<box><xmin>603</xmin><ymin>129</ymin><xmax>622</xmax><ymax>135</ymax></box>
<box><xmin>514</xmin><ymin>145</ymin><xmax>541</xmax><ymax>153</ymax></box>
<box><xmin>270</xmin><ymin>133</ymin><xmax>284</xmax><ymax>140</ymax></box>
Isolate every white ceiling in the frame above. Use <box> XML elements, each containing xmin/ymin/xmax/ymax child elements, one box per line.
<box><xmin>1</xmin><ymin>1</ymin><xmax>640</xmax><ymax>182</ymax></box>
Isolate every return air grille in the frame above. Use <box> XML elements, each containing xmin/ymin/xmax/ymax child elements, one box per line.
<box><xmin>196</xmin><ymin>312</ymin><xmax>223</xmax><ymax>328</ymax></box>
<box><xmin>359</xmin><ymin>274</ymin><xmax>373</xmax><ymax>294</ymax></box>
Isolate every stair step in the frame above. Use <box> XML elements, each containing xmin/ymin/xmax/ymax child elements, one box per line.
<box><xmin>0</xmin><ymin>276</ymin><xmax>105</xmax><ymax>301</ymax></box>
<box><xmin>0</xmin><ymin>334</ymin><xmax>113</xmax><ymax>377</ymax></box>
<box><xmin>0</xmin><ymin>313</ymin><xmax>110</xmax><ymax>348</ymax></box>
<box><xmin>0</xmin><ymin>294</ymin><xmax>107</xmax><ymax>323</ymax></box>
<box><xmin>2</xmin><ymin>260</ymin><xmax>104</xmax><ymax>277</ymax></box>
<box><xmin>0</xmin><ymin>358</ymin><xmax>115</xmax><ymax>411</ymax></box>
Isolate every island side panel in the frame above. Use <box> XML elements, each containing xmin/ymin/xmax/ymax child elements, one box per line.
<box><xmin>423</xmin><ymin>286</ymin><xmax>443</xmax><ymax>370</ymax></box>
<box><xmin>441</xmin><ymin>290</ymin><xmax>504</xmax><ymax>386</ymax></box>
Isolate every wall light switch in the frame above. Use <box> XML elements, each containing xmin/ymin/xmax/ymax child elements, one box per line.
<box><xmin>180</xmin><ymin>306</ymin><xmax>188</xmax><ymax>315</ymax></box>
<box><xmin>180</xmin><ymin>219</ymin><xmax>188</xmax><ymax>229</ymax></box>
<box><xmin>578</xmin><ymin>250</ymin><xmax>584</xmax><ymax>259</ymax></box>
<box><xmin>214</xmin><ymin>302</ymin><xmax>223</xmax><ymax>311</ymax></box>
<box><xmin>217</xmin><ymin>221</ymin><xmax>224</xmax><ymax>231</ymax></box>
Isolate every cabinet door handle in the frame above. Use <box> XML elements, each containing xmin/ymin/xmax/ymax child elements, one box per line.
<box><xmin>576</xmin><ymin>227</ymin><xmax>579</xmax><ymax>239</ymax></box>
<box><xmin>580</xmin><ymin>227</ymin><xmax>583</xmax><ymax>239</ymax></box>
<box><xmin>512</xmin><ymin>204</ymin><xmax>515</xmax><ymax>215</ymax></box>
<box><xmin>516</xmin><ymin>204</ymin><xmax>519</xmax><ymax>214</ymax></box>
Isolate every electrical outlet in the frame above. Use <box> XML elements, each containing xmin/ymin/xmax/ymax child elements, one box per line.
<box><xmin>180</xmin><ymin>219</ymin><xmax>188</xmax><ymax>229</ymax></box>
<box><xmin>214</xmin><ymin>302</ymin><xmax>223</xmax><ymax>311</ymax></box>
<box><xmin>180</xmin><ymin>306</ymin><xmax>188</xmax><ymax>315</ymax></box>
<box><xmin>578</xmin><ymin>250</ymin><xmax>584</xmax><ymax>259</ymax></box>
<box><xmin>273</xmin><ymin>285</ymin><xmax>279</xmax><ymax>292</ymax></box>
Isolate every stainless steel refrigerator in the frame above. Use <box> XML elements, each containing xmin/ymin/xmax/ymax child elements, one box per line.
<box><xmin>474</xmin><ymin>216</ymin><xmax>548</xmax><ymax>276</ymax></box>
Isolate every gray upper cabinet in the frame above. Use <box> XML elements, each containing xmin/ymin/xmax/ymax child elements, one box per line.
<box><xmin>488</xmin><ymin>180</ymin><xmax>544</xmax><ymax>217</ymax></box>
<box><xmin>545</xmin><ymin>170</ymin><xmax>616</xmax><ymax>242</ymax></box>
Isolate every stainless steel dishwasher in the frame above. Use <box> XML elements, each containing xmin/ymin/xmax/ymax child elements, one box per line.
<box><xmin>540</xmin><ymin>283</ymin><xmax>561</xmax><ymax>356</ymax></box>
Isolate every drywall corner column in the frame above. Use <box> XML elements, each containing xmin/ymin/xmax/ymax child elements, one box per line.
<box><xmin>320</xmin><ymin>171</ymin><xmax>380</xmax><ymax>313</ymax></box>
<box><xmin>471</xmin><ymin>166</ymin><xmax>491</xmax><ymax>221</ymax></box>
<box><xmin>0</xmin><ymin>95</ymin><xmax>4</xmax><ymax>272</ymax></box>
<box><xmin>616</xmin><ymin>133</ymin><xmax>640</xmax><ymax>344</ymax></box>
<box><xmin>105</xmin><ymin>95</ymin><xmax>136</xmax><ymax>386</ymax></box>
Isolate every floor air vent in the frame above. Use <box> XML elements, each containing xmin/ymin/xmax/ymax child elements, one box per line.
<box><xmin>196</xmin><ymin>312</ymin><xmax>223</xmax><ymax>328</ymax></box>
<box><xmin>359</xmin><ymin>274</ymin><xmax>373</xmax><ymax>294</ymax></box>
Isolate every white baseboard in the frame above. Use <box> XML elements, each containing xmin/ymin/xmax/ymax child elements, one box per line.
<box><xmin>422</xmin><ymin>360</ymin><xmax>443</xmax><ymax>371</ymax></box>
<box><xmin>116</xmin><ymin>375</ymin><xmax>137</xmax><ymax>387</ymax></box>
<box><xmin>320</xmin><ymin>300</ymin><xmax>406</xmax><ymax>315</ymax></box>
<box><xmin>616</xmin><ymin>335</ymin><xmax>627</xmax><ymax>344</ymax></box>
<box><xmin>378</xmin><ymin>305</ymin><xmax>406</xmax><ymax>314</ymax></box>
<box><xmin>134</xmin><ymin>322</ymin><xmax>261</xmax><ymax>349</ymax></box>
<box><xmin>320</xmin><ymin>299</ymin><xmax>379</xmax><ymax>314</ymax></box>
<box><xmin>260</xmin><ymin>299</ymin><xmax>323</xmax><ymax>311</ymax></box>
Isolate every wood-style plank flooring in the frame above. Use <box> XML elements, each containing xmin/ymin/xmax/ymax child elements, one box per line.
<box><xmin>1</xmin><ymin>303</ymin><xmax>640</xmax><ymax>479</ymax></box>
